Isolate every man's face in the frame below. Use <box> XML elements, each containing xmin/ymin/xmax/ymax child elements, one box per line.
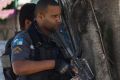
<box><xmin>38</xmin><ymin>5</ymin><xmax>61</xmax><ymax>32</ymax></box>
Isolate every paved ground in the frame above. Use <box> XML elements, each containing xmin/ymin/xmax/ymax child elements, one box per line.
<box><xmin>0</xmin><ymin>41</ymin><xmax>7</xmax><ymax>80</ymax></box>
<box><xmin>0</xmin><ymin>59</ymin><xmax>5</xmax><ymax>80</ymax></box>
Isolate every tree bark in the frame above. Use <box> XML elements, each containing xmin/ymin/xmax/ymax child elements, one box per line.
<box><xmin>61</xmin><ymin>0</ymin><xmax>120</xmax><ymax>80</ymax></box>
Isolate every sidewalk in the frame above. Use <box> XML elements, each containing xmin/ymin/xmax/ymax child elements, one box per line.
<box><xmin>0</xmin><ymin>41</ymin><xmax>7</xmax><ymax>80</ymax></box>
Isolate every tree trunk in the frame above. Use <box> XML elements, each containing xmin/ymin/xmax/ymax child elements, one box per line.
<box><xmin>61</xmin><ymin>0</ymin><xmax>120</xmax><ymax>80</ymax></box>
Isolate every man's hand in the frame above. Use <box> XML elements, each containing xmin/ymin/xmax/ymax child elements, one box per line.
<box><xmin>71</xmin><ymin>60</ymin><xmax>79</xmax><ymax>74</ymax></box>
<box><xmin>70</xmin><ymin>75</ymin><xmax>81</xmax><ymax>80</ymax></box>
<box><xmin>55</xmin><ymin>59</ymin><xmax>70</xmax><ymax>74</ymax></box>
<box><xmin>72</xmin><ymin>66</ymin><xmax>79</xmax><ymax>74</ymax></box>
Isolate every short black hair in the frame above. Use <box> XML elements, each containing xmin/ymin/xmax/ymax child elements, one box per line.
<box><xmin>35</xmin><ymin>0</ymin><xmax>59</xmax><ymax>16</ymax></box>
<box><xmin>19</xmin><ymin>3</ymin><xmax>36</xmax><ymax>30</ymax></box>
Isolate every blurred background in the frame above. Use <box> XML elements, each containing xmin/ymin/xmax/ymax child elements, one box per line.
<box><xmin>0</xmin><ymin>0</ymin><xmax>39</xmax><ymax>40</ymax></box>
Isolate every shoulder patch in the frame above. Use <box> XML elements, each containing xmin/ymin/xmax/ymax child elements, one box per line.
<box><xmin>13</xmin><ymin>38</ymin><xmax>23</xmax><ymax>46</ymax></box>
<box><xmin>12</xmin><ymin>47</ymin><xmax>22</xmax><ymax>54</ymax></box>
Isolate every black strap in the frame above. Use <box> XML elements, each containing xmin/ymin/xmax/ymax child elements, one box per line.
<box><xmin>27</xmin><ymin>23</ymin><xmax>44</xmax><ymax>60</ymax></box>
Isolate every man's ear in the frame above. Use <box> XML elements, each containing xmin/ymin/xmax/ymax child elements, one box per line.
<box><xmin>37</xmin><ymin>13</ymin><xmax>45</xmax><ymax>21</ymax></box>
<box><xmin>25</xmin><ymin>19</ymin><xmax>32</xmax><ymax>29</ymax></box>
<box><xmin>25</xmin><ymin>19</ymin><xmax>31</xmax><ymax>25</ymax></box>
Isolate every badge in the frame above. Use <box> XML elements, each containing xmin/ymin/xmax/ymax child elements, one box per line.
<box><xmin>13</xmin><ymin>47</ymin><xmax>22</xmax><ymax>54</ymax></box>
<box><xmin>30</xmin><ymin>45</ymin><xmax>34</xmax><ymax>49</ymax></box>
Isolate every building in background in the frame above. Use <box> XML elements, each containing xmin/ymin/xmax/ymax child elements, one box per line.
<box><xmin>0</xmin><ymin>0</ymin><xmax>35</xmax><ymax>40</ymax></box>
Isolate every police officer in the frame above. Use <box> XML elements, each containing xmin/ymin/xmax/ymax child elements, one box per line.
<box><xmin>19</xmin><ymin>3</ymin><xmax>36</xmax><ymax>31</ymax></box>
<box><xmin>11</xmin><ymin>0</ymin><xmax>72</xmax><ymax>80</ymax></box>
<box><xmin>3</xmin><ymin>3</ymin><xmax>36</xmax><ymax>80</ymax></box>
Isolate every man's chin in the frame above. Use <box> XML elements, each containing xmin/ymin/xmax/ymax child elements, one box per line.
<box><xmin>49</xmin><ymin>28</ymin><xmax>56</xmax><ymax>33</ymax></box>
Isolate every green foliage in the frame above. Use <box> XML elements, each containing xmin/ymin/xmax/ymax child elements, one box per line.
<box><xmin>3</xmin><ymin>1</ymin><xmax>16</xmax><ymax>9</ymax></box>
<box><xmin>0</xmin><ymin>19</ymin><xmax>7</xmax><ymax>24</ymax></box>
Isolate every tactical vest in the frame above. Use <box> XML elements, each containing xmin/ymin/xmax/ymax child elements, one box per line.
<box><xmin>25</xmin><ymin>23</ymin><xmax>65</xmax><ymax>80</ymax></box>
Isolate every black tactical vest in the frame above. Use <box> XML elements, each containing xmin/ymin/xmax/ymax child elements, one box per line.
<box><xmin>25</xmin><ymin>23</ymin><xmax>67</xmax><ymax>80</ymax></box>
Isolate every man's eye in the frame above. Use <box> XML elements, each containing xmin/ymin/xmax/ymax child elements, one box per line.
<box><xmin>52</xmin><ymin>15</ymin><xmax>57</xmax><ymax>18</ymax></box>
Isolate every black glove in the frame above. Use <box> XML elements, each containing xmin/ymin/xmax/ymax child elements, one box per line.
<box><xmin>55</xmin><ymin>59</ymin><xmax>71</xmax><ymax>74</ymax></box>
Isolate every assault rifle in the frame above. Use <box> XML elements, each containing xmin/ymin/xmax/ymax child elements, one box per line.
<box><xmin>52</xmin><ymin>31</ymin><xmax>94</xmax><ymax>80</ymax></box>
<box><xmin>51</xmin><ymin>0</ymin><xmax>95</xmax><ymax>80</ymax></box>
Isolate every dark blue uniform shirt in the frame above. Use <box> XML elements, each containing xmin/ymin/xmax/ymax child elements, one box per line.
<box><xmin>11</xmin><ymin>23</ymin><xmax>72</xmax><ymax>80</ymax></box>
<box><xmin>11</xmin><ymin>31</ymin><xmax>32</xmax><ymax>63</ymax></box>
